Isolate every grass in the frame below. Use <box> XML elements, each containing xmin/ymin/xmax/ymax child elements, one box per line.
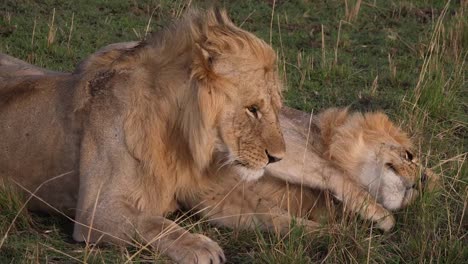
<box><xmin>1</xmin><ymin>0</ymin><xmax>467</xmax><ymax>263</ymax></box>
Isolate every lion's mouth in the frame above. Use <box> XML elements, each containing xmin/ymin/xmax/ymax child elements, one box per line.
<box><xmin>233</xmin><ymin>163</ymin><xmax>265</xmax><ymax>182</ymax></box>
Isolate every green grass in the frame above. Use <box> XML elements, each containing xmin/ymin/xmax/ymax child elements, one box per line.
<box><xmin>1</xmin><ymin>0</ymin><xmax>467</xmax><ymax>263</ymax></box>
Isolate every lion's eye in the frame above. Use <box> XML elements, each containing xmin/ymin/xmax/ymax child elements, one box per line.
<box><xmin>385</xmin><ymin>163</ymin><xmax>397</xmax><ymax>172</ymax></box>
<box><xmin>247</xmin><ymin>105</ymin><xmax>258</xmax><ymax>114</ymax></box>
<box><xmin>405</xmin><ymin>151</ymin><xmax>414</xmax><ymax>161</ymax></box>
<box><xmin>246</xmin><ymin>105</ymin><xmax>261</xmax><ymax>119</ymax></box>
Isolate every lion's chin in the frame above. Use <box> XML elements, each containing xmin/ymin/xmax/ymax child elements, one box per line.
<box><xmin>379</xmin><ymin>186</ymin><xmax>418</xmax><ymax>211</ymax></box>
<box><xmin>235</xmin><ymin>166</ymin><xmax>265</xmax><ymax>182</ymax></box>
<box><xmin>379</xmin><ymin>192</ymin><xmax>406</xmax><ymax>211</ymax></box>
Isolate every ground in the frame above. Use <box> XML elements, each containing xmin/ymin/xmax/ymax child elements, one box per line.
<box><xmin>0</xmin><ymin>0</ymin><xmax>466</xmax><ymax>263</ymax></box>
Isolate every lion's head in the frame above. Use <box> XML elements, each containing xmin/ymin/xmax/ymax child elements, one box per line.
<box><xmin>321</xmin><ymin>109</ymin><xmax>437</xmax><ymax>211</ymax></box>
<box><xmin>180</xmin><ymin>9</ymin><xmax>286</xmax><ymax>181</ymax></box>
<box><xmin>119</xmin><ymin>9</ymin><xmax>285</xmax><ymax>186</ymax></box>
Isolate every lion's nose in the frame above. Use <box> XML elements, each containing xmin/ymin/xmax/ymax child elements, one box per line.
<box><xmin>266</xmin><ymin>150</ymin><xmax>282</xmax><ymax>164</ymax></box>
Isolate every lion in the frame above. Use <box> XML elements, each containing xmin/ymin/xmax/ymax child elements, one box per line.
<box><xmin>186</xmin><ymin>106</ymin><xmax>438</xmax><ymax>234</ymax></box>
<box><xmin>0</xmin><ymin>18</ymin><xmax>438</xmax><ymax>264</ymax></box>
<box><xmin>0</xmin><ymin>9</ymin><xmax>287</xmax><ymax>263</ymax></box>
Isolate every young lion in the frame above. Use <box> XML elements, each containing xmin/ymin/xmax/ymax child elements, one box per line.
<box><xmin>184</xmin><ymin>107</ymin><xmax>438</xmax><ymax>233</ymax></box>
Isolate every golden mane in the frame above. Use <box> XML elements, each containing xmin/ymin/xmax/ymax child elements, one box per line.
<box><xmin>97</xmin><ymin>8</ymin><xmax>279</xmax><ymax>211</ymax></box>
<box><xmin>322</xmin><ymin>109</ymin><xmax>412</xmax><ymax>172</ymax></box>
<box><xmin>361</xmin><ymin>112</ymin><xmax>412</xmax><ymax>147</ymax></box>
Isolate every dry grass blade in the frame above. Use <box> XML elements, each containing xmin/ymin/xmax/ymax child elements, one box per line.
<box><xmin>67</xmin><ymin>13</ymin><xmax>74</xmax><ymax>50</ymax></box>
<box><xmin>413</xmin><ymin>0</ymin><xmax>451</xmax><ymax>105</ymax></box>
<box><xmin>41</xmin><ymin>243</ymin><xmax>85</xmax><ymax>264</ymax></box>
<box><xmin>269</xmin><ymin>0</ymin><xmax>276</xmax><ymax>44</ymax></box>
<box><xmin>344</xmin><ymin>0</ymin><xmax>363</xmax><ymax>22</ymax></box>
<box><xmin>0</xmin><ymin>171</ymin><xmax>74</xmax><ymax>249</ymax></box>
<box><xmin>47</xmin><ymin>8</ymin><xmax>57</xmax><ymax>47</ymax></box>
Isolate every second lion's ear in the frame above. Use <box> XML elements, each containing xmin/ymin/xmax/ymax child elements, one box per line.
<box><xmin>192</xmin><ymin>43</ymin><xmax>216</xmax><ymax>81</ymax></box>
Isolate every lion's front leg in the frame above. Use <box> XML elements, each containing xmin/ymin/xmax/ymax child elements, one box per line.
<box><xmin>74</xmin><ymin>132</ymin><xmax>225</xmax><ymax>264</ymax></box>
<box><xmin>183</xmin><ymin>174</ymin><xmax>322</xmax><ymax>235</ymax></box>
<box><xmin>74</xmin><ymin>197</ymin><xmax>225</xmax><ymax>264</ymax></box>
<box><xmin>269</xmin><ymin>156</ymin><xmax>394</xmax><ymax>231</ymax></box>
<box><xmin>299</xmin><ymin>163</ymin><xmax>394</xmax><ymax>231</ymax></box>
<box><xmin>325</xmin><ymin>174</ymin><xmax>395</xmax><ymax>231</ymax></box>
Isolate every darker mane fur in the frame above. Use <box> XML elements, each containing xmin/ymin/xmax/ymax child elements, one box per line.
<box><xmin>114</xmin><ymin>8</ymin><xmax>276</xmax><ymax>73</ymax></box>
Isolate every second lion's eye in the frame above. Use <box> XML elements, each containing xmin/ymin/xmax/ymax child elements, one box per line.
<box><xmin>405</xmin><ymin>151</ymin><xmax>414</xmax><ymax>161</ymax></box>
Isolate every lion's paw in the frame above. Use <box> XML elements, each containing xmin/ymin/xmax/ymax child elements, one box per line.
<box><xmin>168</xmin><ymin>233</ymin><xmax>225</xmax><ymax>264</ymax></box>
<box><xmin>375</xmin><ymin>214</ymin><xmax>395</xmax><ymax>232</ymax></box>
<box><xmin>296</xmin><ymin>218</ymin><xmax>321</xmax><ymax>232</ymax></box>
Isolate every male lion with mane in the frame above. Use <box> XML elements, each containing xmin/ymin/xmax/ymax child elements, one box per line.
<box><xmin>0</xmin><ymin>9</ymin><xmax>287</xmax><ymax>263</ymax></box>
<box><xmin>0</xmin><ymin>9</ymin><xmax>438</xmax><ymax>264</ymax></box>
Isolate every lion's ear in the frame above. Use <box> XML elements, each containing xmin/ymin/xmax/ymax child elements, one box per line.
<box><xmin>191</xmin><ymin>43</ymin><xmax>217</xmax><ymax>81</ymax></box>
